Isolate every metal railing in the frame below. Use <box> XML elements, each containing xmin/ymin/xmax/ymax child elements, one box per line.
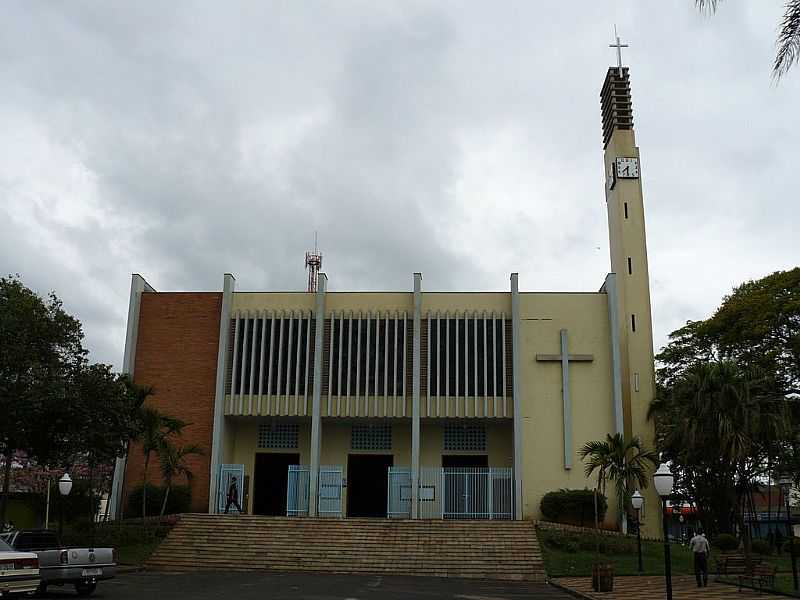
<box><xmin>318</xmin><ymin>466</ymin><xmax>344</xmax><ymax>517</ymax></box>
<box><xmin>387</xmin><ymin>467</ymin><xmax>412</xmax><ymax>518</ymax></box>
<box><xmin>388</xmin><ymin>466</ymin><xmax>513</xmax><ymax>520</ymax></box>
<box><xmin>287</xmin><ymin>465</ymin><xmax>310</xmax><ymax>516</ymax></box>
<box><xmin>286</xmin><ymin>465</ymin><xmax>343</xmax><ymax>517</ymax></box>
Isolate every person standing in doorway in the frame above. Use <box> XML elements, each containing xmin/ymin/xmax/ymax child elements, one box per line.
<box><xmin>225</xmin><ymin>476</ymin><xmax>242</xmax><ymax>514</ymax></box>
<box><xmin>690</xmin><ymin>530</ymin><xmax>710</xmax><ymax>587</ymax></box>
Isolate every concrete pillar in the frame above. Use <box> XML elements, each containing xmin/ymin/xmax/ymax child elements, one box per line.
<box><xmin>411</xmin><ymin>273</ymin><xmax>422</xmax><ymax>518</ymax></box>
<box><xmin>510</xmin><ymin>273</ymin><xmax>523</xmax><ymax>520</ymax></box>
<box><xmin>309</xmin><ymin>273</ymin><xmax>327</xmax><ymax>517</ymax></box>
<box><xmin>604</xmin><ymin>273</ymin><xmax>625</xmax><ymax>435</ymax></box>
<box><xmin>109</xmin><ymin>274</ymin><xmax>156</xmax><ymax>519</ymax></box>
<box><xmin>208</xmin><ymin>273</ymin><xmax>236</xmax><ymax>513</ymax></box>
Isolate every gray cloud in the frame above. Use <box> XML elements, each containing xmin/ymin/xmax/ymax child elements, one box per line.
<box><xmin>1</xmin><ymin>1</ymin><xmax>797</xmax><ymax>369</ymax></box>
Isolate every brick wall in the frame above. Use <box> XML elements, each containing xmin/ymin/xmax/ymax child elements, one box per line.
<box><xmin>122</xmin><ymin>292</ymin><xmax>222</xmax><ymax>514</ymax></box>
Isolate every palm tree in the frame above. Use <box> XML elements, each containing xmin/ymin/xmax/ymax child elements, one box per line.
<box><xmin>696</xmin><ymin>0</ymin><xmax>800</xmax><ymax>78</ymax></box>
<box><xmin>580</xmin><ymin>433</ymin><xmax>659</xmax><ymax>530</ymax></box>
<box><xmin>138</xmin><ymin>406</ymin><xmax>185</xmax><ymax>519</ymax></box>
<box><xmin>157</xmin><ymin>440</ymin><xmax>203</xmax><ymax>517</ymax></box>
<box><xmin>649</xmin><ymin>360</ymin><xmax>791</xmax><ymax>549</ymax></box>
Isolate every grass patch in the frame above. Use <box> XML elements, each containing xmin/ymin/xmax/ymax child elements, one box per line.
<box><xmin>538</xmin><ymin>527</ymin><xmax>694</xmax><ymax>577</ymax></box>
<box><xmin>540</xmin><ymin>526</ymin><xmax>800</xmax><ymax>586</ymax></box>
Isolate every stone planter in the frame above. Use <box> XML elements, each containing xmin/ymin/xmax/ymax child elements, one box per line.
<box><xmin>592</xmin><ymin>562</ymin><xmax>614</xmax><ymax>592</ymax></box>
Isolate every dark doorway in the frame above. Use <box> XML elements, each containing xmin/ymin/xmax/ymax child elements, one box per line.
<box><xmin>442</xmin><ymin>455</ymin><xmax>489</xmax><ymax>469</ymax></box>
<box><xmin>253</xmin><ymin>453</ymin><xmax>300</xmax><ymax>516</ymax></box>
<box><xmin>347</xmin><ymin>454</ymin><xmax>393</xmax><ymax>518</ymax></box>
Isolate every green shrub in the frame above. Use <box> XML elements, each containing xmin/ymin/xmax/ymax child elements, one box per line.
<box><xmin>715</xmin><ymin>533</ymin><xmax>739</xmax><ymax>552</ymax></box>
<box><xmin>751</xmin><ymin>539</ymin><xmax>772</xmax><ymax>555</ymax></box>
<box><xmin>540</xmin><ymin>489</ymin><xmax>607</xmax><ymax>526</ymax></box>
<box><xmin>783</xmin><ymin>537</ymin><xmax>800</xmax><ymax>554</ymax></box>
<box><xmin>61</xmin><ymin>520</ymin><xmax>174</xmax><ymax>550</ymax></box>
<box><xmin>126</xmin><ymin>484</ymin><xmax>191</xmax><ymax>518</ymax></box>
<box><xmin>539</xmin><ymin>528</ymin><xmax>635</xmax><ymax>556</ymax></box>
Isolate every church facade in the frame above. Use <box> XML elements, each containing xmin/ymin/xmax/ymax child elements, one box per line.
<box><xmin>110</xmin><ymin>64</ymin><xmax>660</xmax><ymax>536</ymax></box>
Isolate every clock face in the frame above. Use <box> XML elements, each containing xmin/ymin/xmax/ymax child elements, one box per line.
<box><xmin>615</xmin><ymin>157</ymin><xmax>640</xmax><ymax>179</ymax></box>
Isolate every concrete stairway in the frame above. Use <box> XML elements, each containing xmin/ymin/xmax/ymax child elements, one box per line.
<box><xmin>146</xmin><ymin>514</ymin><xmax>546</xmax><ymax>581</ymax></box>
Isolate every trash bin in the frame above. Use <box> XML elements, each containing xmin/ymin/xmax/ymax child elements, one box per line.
<box><xmin>592</xmin><ymin>562</ymin><xmax>614</xmax><ymax>592</ymax></box>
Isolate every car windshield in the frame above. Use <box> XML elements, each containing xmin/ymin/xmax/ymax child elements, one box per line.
<box><xmin>0</xmin><ymin>537</ymin><xmax>12</xmax><ymax>551</ymax></box>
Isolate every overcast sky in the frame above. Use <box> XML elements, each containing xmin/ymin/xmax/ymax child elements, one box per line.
<box><xmin>1</xmin><ymin>2</ymin><xmax>798</xmax><ymax>369</ymax></box>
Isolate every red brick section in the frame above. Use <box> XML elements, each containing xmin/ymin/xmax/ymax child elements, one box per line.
<box><xmin>122</xmin><ymin>292</ymin><xmax>222</xmax><ymax>514</ymax></box>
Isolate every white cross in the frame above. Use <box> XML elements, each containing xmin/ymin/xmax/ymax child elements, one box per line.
<box><xmin>609</xmin><ymin>25</ymin><xmax>628</xmax><ymax>77</ymax></box>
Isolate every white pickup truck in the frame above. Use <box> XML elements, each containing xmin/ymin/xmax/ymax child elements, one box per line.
<box><xmin>0</xmin><ymin>529</ymin><xmax>116</xmax><ymax>597</ymax></box>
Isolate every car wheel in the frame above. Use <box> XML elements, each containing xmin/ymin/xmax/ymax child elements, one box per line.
<box><xmin>74</xmin><ymin>582</ymin><xmax>96</xmax><ymax>597</ymax></box>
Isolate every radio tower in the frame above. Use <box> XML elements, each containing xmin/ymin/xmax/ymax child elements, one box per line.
<box><xmin>305</xmin><ymin>233</ymin><xmax>323</xmax><ymax>293</ymax></box>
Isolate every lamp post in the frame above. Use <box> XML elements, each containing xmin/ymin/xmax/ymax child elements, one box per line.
<box><xmin>654</xmin><ymin>463</ymin><xmax>674</xmax><ymax>600</ymax></box>
<box><xmin>779</xmin><ymin>474</ymin><xmax>798</xmax><ymax>592</ymax></box>
<box><xmin>58</xmin><ymin>473</ymin><xmax>73</xmax><ymax>538</ymax></box>
<box><xmin>631</xmin><ymin>490</ymin><xmax>644</xmax><ymax>573</ymax></box>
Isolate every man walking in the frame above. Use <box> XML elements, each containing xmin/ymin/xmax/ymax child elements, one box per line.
<box><xmin>690</xmin><ymin>530</ymin><xmax>710</xmax><ymax>587</ymax></box>
<box><xmin>224</xmin><ymin>476</ymin><xmax>243</xmax><ymax>514</ymax></box>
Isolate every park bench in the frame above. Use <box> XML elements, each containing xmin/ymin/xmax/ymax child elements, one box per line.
<box><xmin>715</xmin><ymin>554</ymin><xmax>762</xmax><ymax>578</ymax></box>
<box><xmin>738</xmin><ymin>563</ymin><xmax>777</xmax><ymax>592</ymax></box>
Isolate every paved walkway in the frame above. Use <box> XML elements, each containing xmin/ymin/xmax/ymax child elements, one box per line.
<box><xmin>554</xmin><ymin>575</ymin><xmax>770</xmax><ymax>599</ymax></box>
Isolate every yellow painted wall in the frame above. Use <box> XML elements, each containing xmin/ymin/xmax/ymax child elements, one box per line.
<box><xmin>517</xmin><ymin>292</ymin><xmax>621</xmax><ymax>530</ymax></box>
<box><xmin>419</xmin><ymin>421</ymin><xmax>513</xmax><ymax>468</ymax></box>
<box><xmin>604</xmin><ymin>127</ymin><xmax>660</xmax><ymax>538</ymax></box>
<box><xmin>233</xmin><ymin>292</ymin><xmax>315</xmax><ymax>314</ymax></box>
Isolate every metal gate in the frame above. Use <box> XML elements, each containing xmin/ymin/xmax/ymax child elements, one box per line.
<box><xmin>318</xmin><ymin>466</ymin><xmax>344</xmax><ymax>517</ymax></box>
<box><xmin>387</xmin><ymin>467</ymin><xmax>513</xmax><ymax>520</ymax></box>
<box><xmin>217</xmin><ymin>464</ymin><xmax>245</xmax><ymax>513</ymax></box>
<box><xmin>387</xmin><ymin>467</ymin><xmax>412</xmax><ymax>518</ymax></box>
<box><xmin>286</xmin><ymin>465</ymin><xmax>310</xmax><ymax>516</ymax></box>
<box><xmin>442</xmin><ymin>467</ymin><xmax>513</xmax><ymax>520</ymax></box>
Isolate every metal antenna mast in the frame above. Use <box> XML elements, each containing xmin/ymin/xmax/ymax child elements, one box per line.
<box><xmin>305</xmin><ymin>232</ymin><xmax>323</xmax><ymax>293</ymax></box>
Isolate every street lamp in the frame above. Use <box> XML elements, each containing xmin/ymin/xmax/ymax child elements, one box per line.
<box><xmin>654</xmin><ymin>463</ymin><xmax>674</xmax><ymax>600</ymax></box>
<box><xmin>58</xmin><ymin>473</ymin><xmax>72</xmax><ymax>538</ymax></box>
<box><xmin>778</xmin><ymin>474</ymin><xmax>798</xmax><ymax>592</ymax></box>
<box><xmin>631</xmin><ymin>490</ymin><xmax>644</xmax><ymax>573</ymax></box>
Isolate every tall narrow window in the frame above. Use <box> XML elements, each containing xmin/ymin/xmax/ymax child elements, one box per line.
<box><xmin>627</xmin><ymin>257</ymin><xmax>632</xmax><ymax>275</ymax></box>
<box><xmin>631</xmin><ymin>314</ymin><xmax>636</xmax><ymax>332</ymax></box>
<box><xmin>624</xmin><ymin>202</ymin><xmax>629</xmax><ymax>219</ymax></box>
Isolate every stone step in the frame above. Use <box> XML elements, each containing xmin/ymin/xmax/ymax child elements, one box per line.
<box><xmin>147</xmin><ymin>514</ymin><xmax>546</xmax><ymax>582</ymax></box>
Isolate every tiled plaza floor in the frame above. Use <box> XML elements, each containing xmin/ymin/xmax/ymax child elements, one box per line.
<box><xmin>554</xmin><ymin>575</ymin><xmax>774</xmax><ymax>599</ymax></box>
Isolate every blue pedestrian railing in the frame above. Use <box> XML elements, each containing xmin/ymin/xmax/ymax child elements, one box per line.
<box><xmin>388</xmin><ymin>466</ymin><xmax>513</xmax><ymax>520</ymax></box>
<box><xmin>286</xmin><ymin>465</ymin><xmax>310</xmax><ymax>516</ymax></box>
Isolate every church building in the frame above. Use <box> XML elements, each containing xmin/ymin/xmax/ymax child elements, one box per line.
<box><xmin>110</xmin><ymin>60</ymin><xmax>660</xmax><ymax>536</ymax></box>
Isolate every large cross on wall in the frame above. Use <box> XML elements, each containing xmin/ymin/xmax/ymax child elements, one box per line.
<box><xmin>536</xmin><ymin>329</ymin><xmax>594</xmax><ymax>470</ymax></box>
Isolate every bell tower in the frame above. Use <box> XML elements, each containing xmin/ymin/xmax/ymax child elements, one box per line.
<box><xmin>601</xmin><ymin>46</ymin><xmax>656</xmax><ymax>445</ymax></box>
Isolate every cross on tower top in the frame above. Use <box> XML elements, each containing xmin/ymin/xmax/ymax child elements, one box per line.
<box><xmin>609</xmin><ymin>25</ymin><xmax>629</xmax><ymax>77</ymax></box>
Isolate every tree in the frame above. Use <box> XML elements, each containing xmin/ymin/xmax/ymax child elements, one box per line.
<box><xmin>650</xmin><ymin>361</ymin><xmax>794</xmax><ymax>546</ymax></box>
<box><xmin>0</xmin><ymin>276</ymin><xmax>85</xmax><ymax>523</ymax></box>
<box><xmin>157</xmin><ymin>441</ymin><xmax>203</xmax><ymax>517</ymax></box>
<box><xmin>136</xmin><ymin>407</ymin><xmax>185</xmax><ymax>519</ymax></box>
<box><xmin>657</xmin><ymin>268</ymin><xmax>800</xmax><ymax>394</ymax></box>
<box><xmin>579</xmin><ymin>433</ymin><xmax>659</xmax><ymax>530</ymax></box>
<box><xmin>70</xmin><ymin>367</ymin><xmax>146</xmax><ymax>527</ymax></box>
<box><xmin>706</xmin><ymin>268</ymin><xmax>800</xmax><ymax>395</ymax></box>
<box><xmin>697</xmin><ymin>0</ymin><xmax>800</xmax><ymax>78</ymax></box>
